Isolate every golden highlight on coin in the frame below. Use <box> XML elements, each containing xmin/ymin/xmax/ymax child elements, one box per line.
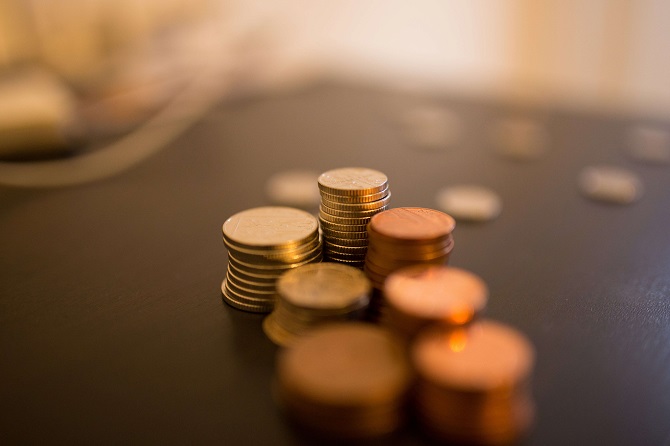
<box><xmin>383</xmin><ymin>265</ymin><xmax>488</xmax><ymax>338</ymax></box>
<box><xmin>263</xmin><ymin>263</ymin><xmax>371</xmax><ymax>346</ymax></box>
<box><xmin>275</xmin><ymin>323</ymin><xmax>412</xmax><ymax>439</ymax></box>
<box><xmin>318</xmin><ymin>167</ymin><xmax>390</xmax><ymax>268</ymax></box>
<box><xmin>221</xmin><ymin>206</ymin><xmax>322</xmax><ymax>313</ymax></box>
<box><xmin>412</xmin><ymin>321</ymin><xmax>535</xmax><ymax>445</ymax></box>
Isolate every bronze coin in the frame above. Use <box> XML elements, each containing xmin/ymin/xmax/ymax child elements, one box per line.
<box><xmin>368</xmin><ymin>208</ymin><xmax>455</xmax><ymax>242</ymax></box>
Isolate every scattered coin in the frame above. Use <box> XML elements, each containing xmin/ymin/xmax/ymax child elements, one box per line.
<box><xmin>412</xmin><ymin>321</ymin><xmax>535</xmax><ymax>445</ymax></box>
<box><xmin>399</xmin><ymin>104</ymin><xmax>462</xmax><ymax>151</ymax></box>
<box><xmin>491</xmin><ymin>116</ymin><xmax>547</xmax><ymax>160</ymax></box>
<box><xmin>318</xmin><ymin>168</ymin><xmax>390</xmax><ymax>267</ymax></box>
<box><xmin>221</xmin><ymin>206</ymin><xmax>322</xmax><ymax>312</ymax></box>
<box><xmin>436</xmin><ymin>184</ymin><xmax>502</xmax><ymax>222</ymax></box>
<box><xmin>263</xmin><ymin>263</ymin><xmax>371</xmax><ymax>346</ymax></box>
<box><xmin>275</xmin><ymin>323</ymin><xmax>412</xmax><ymax>439</ymax></box>
<box><xmin>265</xmin><ymin>169</ymin><xmax>321</xmax><ymax>208</ymax></box>
<box><xmin>578</xmin><ymin>165</ymin><xmax>643</xmax><ymax>204</ymax></box>
<box><xmin>626</xmin><ymin>125</ymin><xmax>670</xmax><ymax>165</ymax></box>
<box><xmin>383</xmin><ymin>265</ymin><xmax>488</xmax><ymax>338</ymax></box>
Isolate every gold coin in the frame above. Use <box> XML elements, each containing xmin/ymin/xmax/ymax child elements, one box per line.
<box><xmin>226</xmin><ymin>241</ymin><xmax>322</xmax><ymax>265</ymax></box>
<box><xmin>221</xmin><ymin>279</ymin><xmax>274</xmax><ymax>313</ymax></box>
<box><xmin>322</xmin><ymin>236</ymin><xmax>369</xmax><ymax>247</ymax></box>
<box><xmin>320</xmin><ymin>226</ymin><xmax>369</xmax><ymax>240</ymax></box>
<box><xmin>227</xmin><ymin>266</ymin><xmax>278</xmax><ymax>291</ymax></box>
<box><xmin>319</xmin><ymin>218</ymin><xmax>369</xmax><ymax>233</ymax></box>
<box><xmin>320</xmin><ymin>185</ymin><xmax>389</xmax><ymax>203</ymax></box>
<box><xmin>277</xmin><ymin>263</ymin><xmax>371</xmax><ymax>310</ymax></box>
<box><xmin>222</xmin><ymin>206</ymin><xmax>318</xmax><ymax>250</ymax></box>
<box><xmin>223</xmin><ymin>233</ymin><xmax>319</xmax><ymax>258</ymax></box>
<box><xmin>319</xmin><ymin>211</ymin><xmax>373</xmax><ymax>226</ymax></box>
<box><xmin>320</xmin><ymin>193</ymin><xmax>391</xmax><ymax>212</ymax></box>
<box><xmin>228</xmin><ymin>251</ymin><xmax>322</xmax><ymax>271</ymax></box>
<box><xmin>323</xmin><ymin>242</ymin><xmax>368</xmax><ymax>256</ymax></box>
<box><xmin>319</xmin><ymin>204</ymin><xmax>388</xmax><ymax>218</ymax></box>
<box><xmin>317</xmin><ymin>167</ymin><xmax>388</xmax><ymax>196</ymax></box>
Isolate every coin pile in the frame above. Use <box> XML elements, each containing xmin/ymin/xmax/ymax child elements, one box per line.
<box><xmin>364</xmin><ymin>207</ymin><xmax>455</xmax><ymax>291</ymax></box>
<box><xmin>412</xmin><ymin>321</ymin><xmax>535</xmax><ymax>445</ymax></box>
<box><xmin>221</xmin><ymin>206</ymin><xmax>321</xmax><ymax>313</ymax></box>
<box><xmin>318</xmin><ymin>167</ymin><xmax>391</xmax><ymax>268</ymax></box>
<box><xmin>383</xmin><ymin>265</ymin><xmax>488</xmax><ymax>339</ymax></box>
<box><xmin>263</xmin><ymin>263</ymin><xmax>372</xmax><ymax>346</ymax></box>
<box><xmin>275</xmin><ymin>323</ymin><xmax>412</xmax><ymax>439</ymax></box>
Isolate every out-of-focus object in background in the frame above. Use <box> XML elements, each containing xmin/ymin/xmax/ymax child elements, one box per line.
<box><xmin>491</xmin><ymin>116</ymin><xmax>548</xmax><ymax>161</ymax></box>
<box><xmin>579</xmin><ymin>165</ymin><xmax>643</xmax><ymax>205</ymax></box>
<box><xmin>436</xmin><ymin>184</ymin><xmax>502</xmax><ymax>222</ymax></box>
<box><xmin>0</xmin><ymin>68</ymin><xmax>81</xmax><ymax>160</ymax></box>
<box><xmin>265</xmin><ymin>169</ymin><xmax>321</xmax><ymax>209</ymax></box>
<box><xmin>397</xmin><ymin>103</ymin><xmax>462</xmax><ymax>151</ymax></box>
<box><xmin>626</xmin><ymin>125</ymin><xmax>670</xmax><ymax>165</ymax></box>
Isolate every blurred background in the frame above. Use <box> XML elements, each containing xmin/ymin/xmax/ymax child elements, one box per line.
<box><xmin>1</xmin><ymin>0</ymin><xmax>669</xmax><ymax>174</ymax></box>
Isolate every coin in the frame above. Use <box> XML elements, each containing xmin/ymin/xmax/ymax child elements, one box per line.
<box><xmin>320</xmin><ymin>186</ymin><xmax>390</xmax><ymax>203</ymax></box>
<box><xmin>578</xmin><ymin>165</ymin><xmax>643</xmax><ymax>204</ymax></box>
<box><xmin>320</xmin><ymin>194</ymin><xmax>391</xmax><ymax>211</ymax></box>
<box><xmin>436</xmin><ymin>185</ymin><xmax>502</xmax><ymax>222</ymax></box>
<box><xmin>368</xmin><ymin>208</ymin><xmax>455</xmax><ymax>242</ymax></box>
<box><xmin>223</xmin><ymin>206</ymin><xmax>318</xmax><ymax>250</ymax></box>
<box><xmin>318</xmin><ymin>210</ymin><xmax>373</xmax><ymax>226</ymax></box>
<box><xmin>318</xmin><ymin>167</ymin><xmax>388</xmax><ymax>196</ymax></box>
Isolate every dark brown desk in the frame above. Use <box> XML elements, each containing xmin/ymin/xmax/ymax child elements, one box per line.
<box><xmin>2</xmin><ymin>83</ymin><xmax>669</xmax><ymax>445</ymax></box>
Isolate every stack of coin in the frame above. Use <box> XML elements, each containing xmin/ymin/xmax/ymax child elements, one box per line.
<box><xmin>263</xmin><ymin>263</ymin><xmax>372</xmax><ymax>346</ymax></box>
<box><xmin>365</xmin><ymin>207</ymin><xmax>455</xmax><ymax>291</ymax></box>
<box><xmin>221</xmin><ymin>206</ymin><xmax>321</xmax><ymax>313</ymax></box>
<box><xmin>412</xmin><ymin>321</ymin><xmax>535</xmax><ymax>445</ymax></box>
<box><xmin>383</xmin><ymin>265</ymin><xmax>488</xmax><ymax>339</ymax></box>
<box><xmin>318</xmin><ymin>167</ymin><xmax>391</xmax><ymax>268</ymax></box>
<box><xmin>275</xmin><ymin>323</ymin><xmax>412</xmax><ymax>439</ymax></box>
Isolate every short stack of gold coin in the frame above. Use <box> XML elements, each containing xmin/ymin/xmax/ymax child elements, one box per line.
<box><xmin>275</xmin><ymin>323</ymin><xmax>413</xmax><ymax>439</ymax></box>
<box><xmin>412</xmin><ymin>321</ymin><xmax>535</xmax><ymax>445</ymax></box>
<box><xmin>221</xmin><ymin>206</ymin><xmax>322</xmax><ymax>313</ymax></box>
<box><xmin>365</xmin><ymin>207</ymin><xmax>455</xmax><ymax>291</ymax></box>
<box><xmin>318</xmin><ymin>167</ymin><xmax>391</xmax><ymax>268</ymax></box>
<box><xmin>263</xmin><ymin>263</ymin><xmax>371</xmax><ymax>346</ymax></box>
<box><xmin>382</xmin><ymin>265</ymin><xmax>488</xmax><ymax>339</ymax></box>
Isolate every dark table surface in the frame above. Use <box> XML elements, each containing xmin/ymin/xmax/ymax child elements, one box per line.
<box><xmin>1</xmin><ymin>83</ymin><xmax>670</xmax><ymax>445</ymax></box>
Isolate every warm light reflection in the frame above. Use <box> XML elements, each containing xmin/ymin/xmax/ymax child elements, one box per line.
<box><xmin>448</xmin><ymin>305</ymin><xmax>474</xmax><ymax>325</ymax></box>
<box><xmin>447</xmin><ymin>328</ymin><xmax>467</xmax><ymax>353</ymax></box>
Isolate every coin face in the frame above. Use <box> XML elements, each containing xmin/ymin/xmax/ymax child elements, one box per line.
<box><xmin>277</xmin><ymin>263</ymin><xmax>371</xmax><ymax>310</ymax></box>
<box><xmin>578</xmin><ymin>165</ymin><xmax>643</xmax><ymax>204</ymax></box>
<box><xmin>384</xmin><ymin>266</ymin><xmax>487</xmax><ymax>324</ymax></box>
<box><xmin>277</xmin><ymin>323</ymin><xmax>412</xmax><ymax>406</ymax></box>
<box><xmin>412</xmin><ymin>321</ymin><xmax>534</xmax><ymax>391</ymax></box>
<box><xmin>223</xmin><ymin>206</ymin><xmax>318</xmax><ymax>248</ymax></box>
<box><xmin>436</xmin><ymin>185</ymin><xmax>502</xmax><ymax>222</ymax></box>
<box><xmin>369</xmin><ymin>208</ymin><xmax>455</xmax><ymax>241</ymax></box>
<box><xmin>318</xmin><ymin>168</ymin><xmax>388</xmax><ymax>195</ymax></box>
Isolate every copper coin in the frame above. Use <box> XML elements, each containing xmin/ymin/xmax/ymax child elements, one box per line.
<box><xmin>412</xmin><ymin>321</ymin><xmax>534</xmax><ymax>392</ymax></box>
<box><xmin>368</xmin><ymin>208</ymin><xmax>455</xmax><ymax>242</ymax></box>
<box><xmin>317</xmin><ymin>167</ymin><xmax>388</xmax><ymax>196</ymax></box>
<box><xmin>384</xmin><ymin>266</ymin><xmax>488</xmax><ymax>325</ymax></box>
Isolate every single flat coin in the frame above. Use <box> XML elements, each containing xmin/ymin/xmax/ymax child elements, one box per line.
<box><xmin>369</xmin><ymin>208</ymin><xmax>455</xmax><ymax>242</ymax></box>
<box><xmin>318</xmin><ymin>167</ymin><xmax>388</xmax><ymax>196</ymax></box>
<box><xmin>321</xmin><ymin>193</ymin><xmax>391</xmax><ymax>212</ymax></box>
<box><xmin>277</xmin><ymin>263</ymin><xmax>371</xmax><ymax>310</ymax></box>
<box><xmin>626</xmin><ymin>125</ymin><xmax>670</xmax><ymax>164</ymax></box>
<box><xmin>320</xmin><ymin>186</ymin><xmax>390</xmax><ymax>203</ymax></box>
<box><xmin>384</xmin><ymin>266</ymin><xmax>488</xmax><ymax>325</ymax></box>
<box><xmin>491</xmin><ymin>116</ymin><xmax>547</xmax><ymax>160</ymax></box>
<box><xmin>223</xmin><ymin>206</ymin><xmax>318</xmax><ymax>250</ymax></box>
<box><xmin>266</xmin><ymin>170</ymin><xmax>321</xmax><ymax>208</ymax></box>
<box><xmin>399</xmin><ymin>104</ymin><xmax>462</xmax><ymax>151</ymax></box>
<box><xmin>579</xmin><ymin>165</ymin><xmax>643</xmax><ymax>204</ymax></box>
<box><xmin>412</xmin><ymin>321</ymin><xmax>534</xmax><ymax>391</ymax></box>
<box><xmin>436</xmin><ymin>184</ymin><xmax>502</xmax><ymax>222</ymax></box>
<box><xmin>277</xmin><ymin>323</ymin><xmax>412</xmax><ymax>406</ymax></box>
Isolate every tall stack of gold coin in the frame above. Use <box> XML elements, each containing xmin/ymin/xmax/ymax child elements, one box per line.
<box><xmin>412</xmin><ymin>321</ymin><xmax>535</xmax><ymax>445</ymax></box>
<box><xmin>383</xmin><ymin>265</ymin><xmax>488</xmax><ymax>339</ymax></box>
<box><xmin>275</xmin><ymin>323</ymin><xmax>412</xmax><ymax>439</ymax></box>
<box><xmin>263</xmin><ymin>263</ymin><xmax>371</xmax><ymax>346</ymax></box>
<box><xmin>317</xmin><ymin>167</ymin><xmax>391</xmax><ymax>269</ymax></box>
<box><xmin>221</xmin><ymin>206</ymin><xmax>322</xmax><ymax>313</ymax></box>
<box><xmin>365</xmin><ymin>207</ymin><xmax>455</xmax><ymax>290</ymax></box>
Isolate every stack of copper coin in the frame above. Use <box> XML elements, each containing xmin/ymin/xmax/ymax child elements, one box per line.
<box><xmin>263</xmin><ymin>263</ymin><xmax>372</xmax><ymax>346</ymax></box>
<box><xmin>318</xmin><ymin>167</ymin><xmax>391</xmax><ymax>268</ymax></box>
<box><xmin>412</xmin><ymin>321</ymin><xmax>535</xmax><ymax>445</ymax></box>
<box><xmin>275</xmin><ymin>323</ymin><xmax>413</xmax><ymax>439</ymax></box>
<box><xmin>382</xmin><ymin>265</ymin><xmax>488</xmax><ymax>339</ymax></box>
<box><xmin>365</xmin><ymin>207</ymin><xmax>455</xmax><ymax>290</ymax></box>
<box><xmin>221</xmin><ymin>206</ymin><xmax>322</xmax><ymax>313</ymax></box>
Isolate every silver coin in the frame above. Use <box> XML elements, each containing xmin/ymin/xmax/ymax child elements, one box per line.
<box><xmin>436</xmin><ymin>185</ymin><xmax>502</xmax><ymax>222</ymax></box>
<box><xmin>579</xmin><ymin>165</ymin><xmax>643</xmax><ymax>204</ymax></box>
